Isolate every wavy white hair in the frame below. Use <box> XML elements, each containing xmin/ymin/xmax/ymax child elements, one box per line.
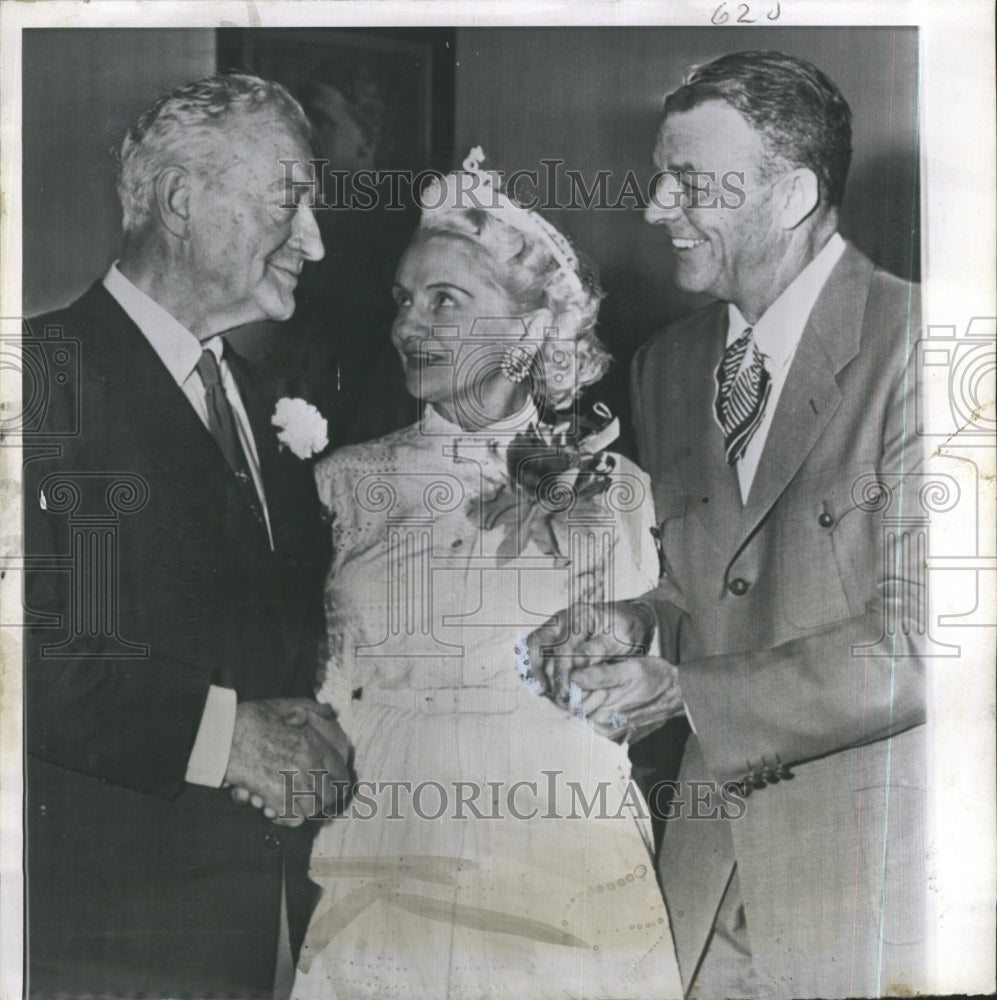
<box><xmin>416</xmin><ymin>205</ymin><xmax>611</xmax><ymax>408</ymax></box>
<box><xmin>117</xmin><ymin>73</ymin><xmax>311</xmax><ymax>234</ymax></box>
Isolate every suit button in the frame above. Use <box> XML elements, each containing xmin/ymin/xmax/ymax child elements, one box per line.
<box><xmin>818</xmin><ymin>512</ymin><xmax>834</xmax><ymax>528</ymax></box>
<box><xmin>264</xmin><ymin>831</ymin><xmax>281</xmax><ymax>850</ymax></box>
<box><xmin>728</xmin><ymin>577</ymin><xmax>750</xmax><ymax>596</ymax></box>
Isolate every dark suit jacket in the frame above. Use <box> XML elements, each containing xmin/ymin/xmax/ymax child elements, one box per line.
<box><xmin>631</xmin><ymin>244</ymin><xmax>928</xmax><ymax>997</ymax></box>
<box><xmin>23</xmin><ymin>282</ymin><xmax>330</xmax><ymax>997</ymax></box>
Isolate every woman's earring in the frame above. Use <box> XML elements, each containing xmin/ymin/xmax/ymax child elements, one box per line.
<box><xmin>501</xmin><ymin>345</ymin><xmax>532</xmax><ymax>383</ymax></box>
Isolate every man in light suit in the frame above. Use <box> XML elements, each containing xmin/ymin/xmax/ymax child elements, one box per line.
<box><xmin>529</xmin><ymin>51</ymin><xmax>926</xmax><ymax>997</ymax></box>
<box><xmin>24</xmin><ymin>74</ymin><xmax>349</xmax><ymax>996</ymax></box>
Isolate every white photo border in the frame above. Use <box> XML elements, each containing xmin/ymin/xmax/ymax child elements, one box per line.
<box><xmin>1</xmin><ymin>2</ymin><xmax>993</xmax><ymax>997</ymax></box>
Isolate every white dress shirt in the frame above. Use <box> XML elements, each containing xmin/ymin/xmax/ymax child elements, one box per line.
<box><xmin>103</xmin><ymin>263</ymin><xmax>273</xmax><ymax>786</ymax></box>
<box><xmin>723</xmin><ymin>233</ymin><xmax>847</xmax><ymax>502</ymax></box>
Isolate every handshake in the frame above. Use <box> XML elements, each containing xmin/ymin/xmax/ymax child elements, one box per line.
<box><xmin>224</xmin><ymin>698</ymin><xmax>351</xmax><ymax>827</ymax></box>
<box><xmin>524</xmin><ymin>600</ymin><xmax>685</xmax><ymax>744</ymax></box>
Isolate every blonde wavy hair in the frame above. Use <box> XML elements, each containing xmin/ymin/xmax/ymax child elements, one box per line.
<box><xmin>416</xmin><ymin>204</ymin><xmax>611</xmax><ymax>409</ymax></box>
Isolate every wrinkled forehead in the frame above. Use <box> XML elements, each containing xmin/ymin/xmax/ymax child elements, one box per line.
<box><xmin>205</xmin><ymin>111</ymin><xmax>314</xmax><ymax>181</ymax></box>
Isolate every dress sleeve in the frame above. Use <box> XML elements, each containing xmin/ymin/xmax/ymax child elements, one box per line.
<box><xmin>605</xmin><ymin>454</ymin><xmax>661</xmax><ymax>602</ymax></box>
<box><xmin>312</xmin><ymin>440</ymin><xmax>401</xmax><ymax>725</ymax></box>
<box><xmin>312</xmin><ymin>453</ymin><xmax>357</xmax><ymax>717</ymax></box>
<box><xmin>546</xmin><ymin>453</ymin><xmax>660</xmax><ymax>606</ymax></box>
<box><xmin>314</xmin><ymin>452</ymin><xmax>350</xmax><ymax>577</ymax></box>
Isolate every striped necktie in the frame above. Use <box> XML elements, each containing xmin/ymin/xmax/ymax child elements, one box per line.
<box><xmin>714</xmin><ymin>326</ymin><xmax>772</xmax><ymax>465</ymax></box>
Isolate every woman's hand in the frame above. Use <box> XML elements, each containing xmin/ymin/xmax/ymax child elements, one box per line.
<box><xmin>524</xmin><ymin>600</ymin><xmax>681</xmax><ymax>742</ymax></box>
<box><xmin>524</xmin><ymin>599</ymin><xmax>658</xmax><ymax>699</ymax></box>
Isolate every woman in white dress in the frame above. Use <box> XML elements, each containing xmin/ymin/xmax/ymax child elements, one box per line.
<box><xmin>292</xmin><ymin>151</ymin><xmax>682</xmax><ymax>1000</ymax></box>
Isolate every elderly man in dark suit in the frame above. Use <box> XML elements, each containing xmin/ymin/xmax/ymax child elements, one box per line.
<box><xmin>530</xmin><ymin>51</ymin><xmax>927</xmax><ymax>998</ymax></box>
<box><xmin>24</xmin><ymin>74</ymin><xmax>349</xmax><ymax>997</ymax></box>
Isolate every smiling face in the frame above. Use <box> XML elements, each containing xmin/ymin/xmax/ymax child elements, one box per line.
<box><xmin>645</xmin><ymin>100</ymin><xmax>787</xmax><ymax>316</ymax></box>
<box><xmin>186</xmin><ymin>113</ymin><xmax>324</xmax><ymax>335</ymax></box>
<box><xmin>390</xmin><ymin>233</ymin><xmax>533</xmax><ymax>428</ymax></box>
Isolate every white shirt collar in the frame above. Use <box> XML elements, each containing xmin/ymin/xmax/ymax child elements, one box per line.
<box><xmin>103</xmin><ymin>263</ymin><xmax>218</xmax><ymax>385</ymax></box>
<box><xmin>727</xmin><ymin>232</ymin><xmax>847</xmax><ymax>364</ymax></box>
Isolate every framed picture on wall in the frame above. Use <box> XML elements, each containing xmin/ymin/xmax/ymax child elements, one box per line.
<box><xmin>216</xmin><ymin>27</ymin><xmax>454</xmax><ymax>179</ymax></box>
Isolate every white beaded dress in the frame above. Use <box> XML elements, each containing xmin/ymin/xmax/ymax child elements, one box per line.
<box><xmin>291</xmin><ymin>404</ymin><xmax>682</xmax><ymax>1000</ymax></box>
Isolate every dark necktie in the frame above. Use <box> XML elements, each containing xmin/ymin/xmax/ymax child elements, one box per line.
<box><xmin>714</xmin><ymin>326</ymin><xmax>772</xmax><ymax>465</ymax></box>
<box><xmin>196</xmin><ymin>346</ymin><xmax>253</xmax><ymax>484</ymax></box>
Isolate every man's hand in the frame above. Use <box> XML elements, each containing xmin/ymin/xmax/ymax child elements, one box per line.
<box><xmin>525</xmin><ymin>601</ymin><xmax>683</xmax><ymax>742</ymax></box>
<box><xmin>525</xmin><ymin>600</ymin><xmax>658</xmax><ymax>699</ymax></box>
<box><xmin>570</xmin><ymin>657</ymin><xmax>684</xmax><ymax>743</ymax></box>
<box><xmin>273</xmin><ymin>698</ymin><xmax>351</xmax><ymax>763</ymax></box>
<box><xmin>224</xmin><ymin>698</ymin><xmax>350</xmax><ymax>827</ymax></box>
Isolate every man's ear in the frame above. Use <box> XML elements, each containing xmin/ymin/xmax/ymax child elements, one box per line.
<box><xmin>776</xmin><ymin>168</ymin><xmax>820</xmax><ymax>229</ymax></box>
<box><xmin>153</xmin><ymin>167</ymin><xmax>192</xmax><ymax>239</ymax></box>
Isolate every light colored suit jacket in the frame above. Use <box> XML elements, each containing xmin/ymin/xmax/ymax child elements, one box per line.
<box><xmin>631</xmin><ymin>243</ymin><xmax>927</xmax><ymax>997</ymax></box>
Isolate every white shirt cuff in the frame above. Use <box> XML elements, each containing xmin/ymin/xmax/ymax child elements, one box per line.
<box><xmin>184</xmin><ymin>685</ymin><xmax>237</xmax><ymax>787</ymax></box>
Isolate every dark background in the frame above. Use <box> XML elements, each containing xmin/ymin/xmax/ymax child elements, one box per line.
<box><xmin>23</xmin><ymin>26</ymin><xmax>919</xmax><ymax>445</ymax></box>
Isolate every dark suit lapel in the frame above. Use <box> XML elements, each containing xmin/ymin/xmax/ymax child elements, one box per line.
<box><xmin>223</xmin><ymin>346</ymin><xmax>297</xmax><ymax>552</ymax></box>
<box><xmin>672</xmin><ymin>305</ymin><xmax>745</xmax><ymax>556</ymax></box>
<box><xmin>223</xmin><ymin>346</ymin><xmax>274</xmax><ymax>466</ymax></box>
<box><xmin>85</xmin><ymin>284</ymin><xmax>271</xmax><ymax>548</ymax></box>
<box><xmin>224</xmin><ymin>343</ymin><xmax>330</xmax><ymax>694</ymax></box>
<box><xmin>741</xmin><ymin>244</ymin><xmax>872</xmax><ymax>536</ymax></box>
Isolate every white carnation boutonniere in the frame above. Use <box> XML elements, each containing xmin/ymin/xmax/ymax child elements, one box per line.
<box><xmin>271</xmin><ymin>397</ymin><xmax>328</xmax><ymax>459</ymax></box>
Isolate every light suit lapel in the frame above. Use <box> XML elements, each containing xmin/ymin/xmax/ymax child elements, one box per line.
<box><xmin>672</xmin><ymin>305</ymin><xmax>746</xmax><ymax>557</ymax></box>
<box><xmin>740</xmin><ymin>244</ymin><xmax>872</xmax><ymax>539</ymax></box>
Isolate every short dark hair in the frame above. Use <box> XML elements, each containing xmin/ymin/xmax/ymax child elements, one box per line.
<box><xmin>662</xmin><ymin>50</ymin><xmax>853</xmax><ymax>207</ymax></box>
